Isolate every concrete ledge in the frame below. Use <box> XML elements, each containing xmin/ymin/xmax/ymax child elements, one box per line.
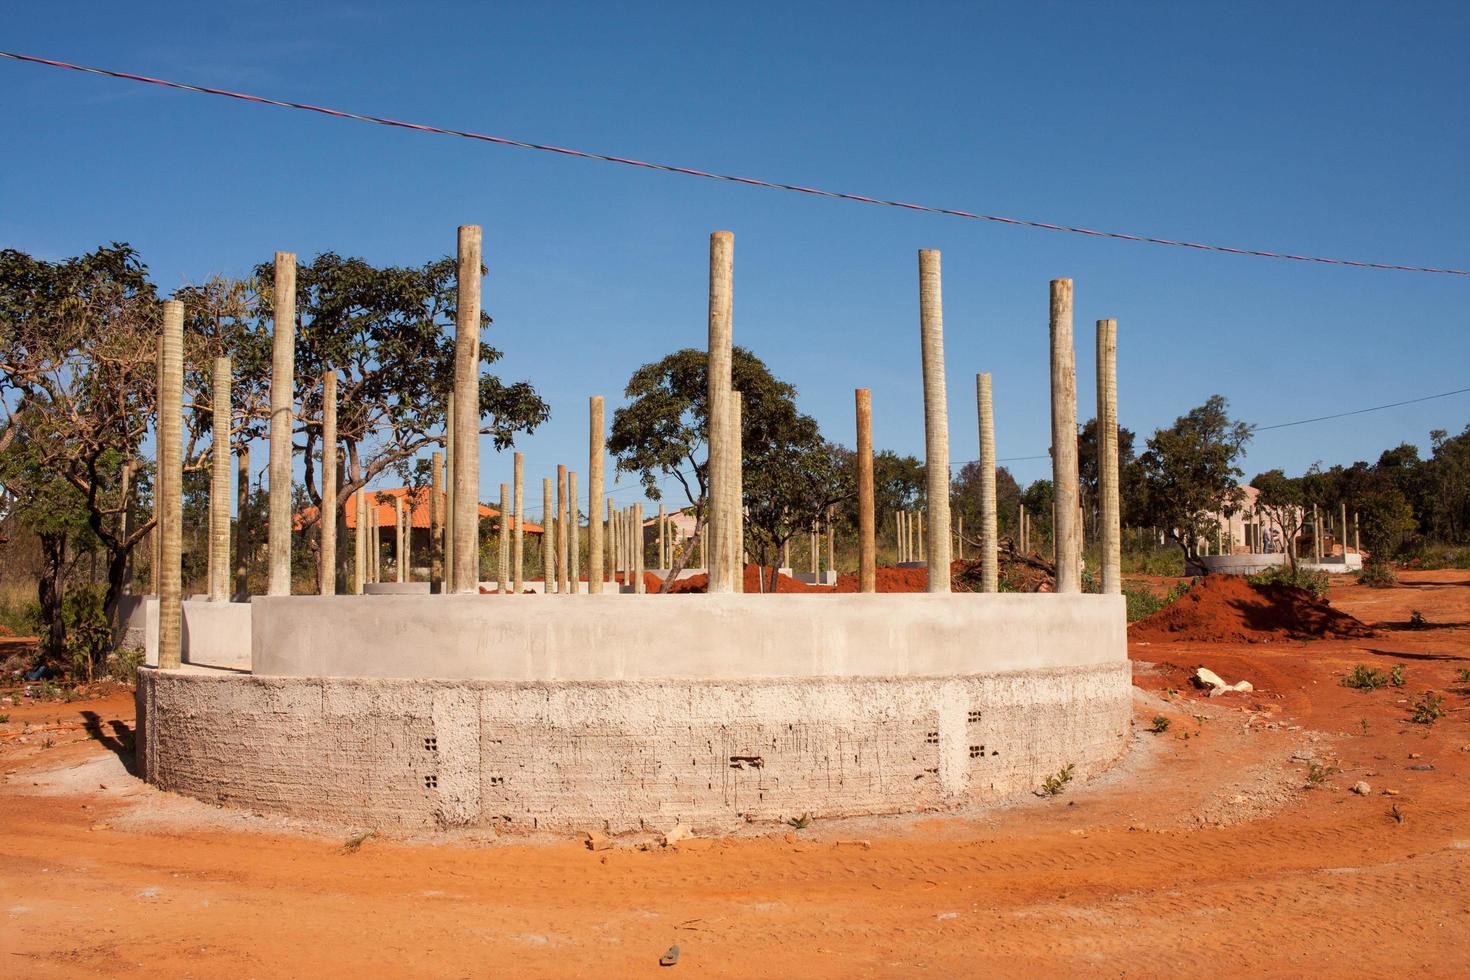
<box><xmin>251</xmin><ymin>593</ymin><xmax>1126</xmax><ymax>681</ymax></box>
<box><xmin>364</xmin><ymin>582</ymin><xmax>433</xmax><ymax>595</ymax></box>
<box><xmin>142</xmin><ymin>599</ymin><xmax>252</xmax><ymax>670</ymax></box>
<box><xmin>136</xmin><ymin>661</ymin><xmax>1131</xmax><ymax>832</ymax></box>
<box><xmin>1195</xmin><ymin>553</ymin><xmax>1363</xmax><ymax>576</ymax></box>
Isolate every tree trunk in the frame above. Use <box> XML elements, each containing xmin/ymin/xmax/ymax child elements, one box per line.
<box><xmin>37</xmin><ymin>531</ymin><xmax>67</xmax><ymax>658</ymax></box>
<box><xmin>658</xmin><ymin>506</ymin><xmax>704</xmax><ymax>594</ymax></box>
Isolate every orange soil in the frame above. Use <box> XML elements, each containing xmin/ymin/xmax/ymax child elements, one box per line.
<box><xmin>3</xmin><ymin>570</ymin><xmax>1469</xmax><ymax>977</ymax></box>
<box><xmin>1130</xmin><ymin>573</ymin><xmax>1375</xmax><ymax>644</ymax></box>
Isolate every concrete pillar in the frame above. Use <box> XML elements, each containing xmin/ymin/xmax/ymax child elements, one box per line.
<box><xmin>430</xmin><ymin>452</ymin><xmax>444</xmax><ymax>591</ymax></box>
<box><xmin>319</xmin><ymin>371</ymin><xmax>337</xmax><ymax>596</ymax></box>
<box><xmin>354</xmin><ymin>489</ymin><xmax>366</xmax><ymax>594</ymax></box>
<box><xmin>393</xmin><ymin>496</ymin><xmax>405</xmax><ymax>583</ymax></box>
<box><xmin>1096</xmin><ymin>320</ymin><xmax>1121</xmax><ymax>595</ymax></box>
<box><xmin>731</xmin><ymin>390</ymin><xmax>744</xmax><ymax>593</ymax></box>
<box><xmin>588</xmin><ymin>397</ymin><xmax>605</xmax><ymax>594</ymax></box>
<box><xmin>606</xmin><ymin>497</ymin><xmax>616</xmax><ymax>585</ymax></box>
<box><xmin>976</xmin><ymin>373</ymin><xmax>999</xmax><ymax>593</ymax></box>
<box><xmin>209</xmin><ymin>357</ymin><xmax>232</xmax><ymax>602</ymax></box>
<box><xmin>513</xmin><ymin>451</ymin><xmax>525</xmax><ymax>594</ymax></box>
<box><xmin>633</xmin><ymin>502</ymin><xmax>645</xmax><ymax>593</ymax></box>
<box><xmin>499</xmin><ymin>482</ymin><xmax>510</xmax><ymax>594</ymax></box>
<box><xmin>1049</xmin><ymin>278</ymin><xmax>1081</xmax><ymax>594</ymax></box>
<box><xmin>151</xmin><ymin>338</ymin><xmax>162</xmax><ymax>599</ymax></box>
<box><xmin>956</xmin><ymin>514</ymin><xmax>964</xmax><ymax>562</ymax></box>
<box><xmin>445</xmin><ymin>398</ymin><xmax>455</xmax><ymax>590</ymax></box>
<box><xmin>826</xmin><ymin>507</ymin><xmax>835</xmax><ymax>575</ymax></box>
<box><xmin>918</xmin><ymin>510</ymin><xmax>926</xmax><ymax>563</ymax></box>
<box><xmin>918</xmin><ymin>250</ymin><xmax>952</xmax><ymax>593</ymax></box>
<box><xmin>452</xmin><ymin>225</ymin><xmax>482</xmax><ymax>594</ymax></box>
<box><xmin>1313</xmin><ymin>504</ymin><xmax>1321</xmax><ymax>562</ymax></box>
<box><xmin>855</xmin><ymin>388</ymin><xmax>876</xmax><ymax>592</ymax></box>
<box><xmin>555</xmin><ymin>464</ymin><xmax>569</xmax><ymax>594</ymax></box>
<box><xmin>706</xmin><ymin>230</ymin><xmax>735</xmax><ymax>593</ymax></box>
<box><xmin>1340</xmin><ymin>502</ymin><xmax>1349</xmax><ymax>556</ymax></box>
<box><xmin>157</xmin><ymin>300</ymin><xmax>184</xmax><ymax>669</ymax></box>
<box><xmin>810</xmin><ymin>525</ymin><xmax>819</xmax><ymax>574</ymax></box>
<box><xmin>235</xmin><ymin>445</ymin><xmax>250</xmax><ymax>599</ymax></box>
<box><xmin>1354</xmin><ymin>511</ymin><xmax>1360</xmax><ymax>554</ymax></box>
<box><xmin>568</xmin><ymin>472</ymin><xmax>580</xmax><ymax>594</ymax></box>
<box><xmin>268</xmin><ymin>251</ymin><xmax>296</xmax><ymax>596</ymax></box>
<box><xmin>658</xmin><ymin>504</ymin><xmax>667</xmax><ymax>568</ymax></box>
<box><xmin>541</xmin><ymin>478</ymin><xmax>554</xmax><ymax>593</ymax></box>
<box><xmin>370</xmin><ymin>499</ymin><xmax>380</xmax><ymax>583</ymax></box>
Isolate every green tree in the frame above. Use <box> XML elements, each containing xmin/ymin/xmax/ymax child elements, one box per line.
<box><xmin>1135</xmin><ymin>395</ymin><xmax>1251</xmax><ymax>564</ymax></box>
<box><xmin>1250</xmin><ymin>468</ymin><xmax>1307</xmax><ymax>571</ymax></box>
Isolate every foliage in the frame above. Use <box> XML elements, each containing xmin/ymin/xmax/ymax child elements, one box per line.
<box><xmin>1408</xmin><ymin>692</ymin><xmax>1445</xmax><ymax>725</ymax></box>
<box><xmin>1407</xmin><ymin>610</ymin><xmax>1429</xmax><ymax>630</ymax></box>
<box><xmin>108</xmin><ymin>645</ymin><xmax>144</xmax><ymax>685</ymax></box>
<box><xmin>1148</xmin><ymin>715</ymin><xmax>1170</xmax><ymax>734</ymax></box>
<box><xmin>1121</xmin><ymin>543</ymin><xmax>1184</xmax><ymax>577</ymax></box>
<box><xmin>1390</xmin><ymin>663</ymin><xmax>1406</xmax><ymax>687</ymax></box>
<box><xmin>1123</xmin><ymin>586</ymin><xmax>1164</xmax><ymax>622</ymax></box>
<box><xmin>1340</xmin><ymin>665</ymin><xmax>1389</xmax><ymax>691</ymax></box>
<box><xmin>1305</xmin><ymin>761</ymin><xmax>1340</xmax><ymax>786</ymax></box>
<box><xmin>1041</xmin><ymin>763</ymin><xmax>1075</xmax><ymax>796</ymax></box>
<box><xmin>1250</xmin><ymin>469</ymin><xmax>1308</xmax><ymax>570</ymax></box>
<box><xmin>1247</xmin><ymin>565</ymin><xmax>1330</xmax><ymax>599</ymax></box>
<box><xmin>1356</xmin><ymin>562</ymin><xmax>1398</xmax><ymax>588</ymax></box>
<box><xmin>1134</xmin><ymin>396</ymin><xmax>1251</xmax><ymax>561</ymax></box>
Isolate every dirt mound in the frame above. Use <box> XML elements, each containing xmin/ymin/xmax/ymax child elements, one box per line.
<box><xmin>1129</xmin><ymin>573</ymin><xmax>1373</xmax><ymax>643</ymax></box>
<box><xmin>660</xmin><ymin>564</ymin><xmax>829</xmax><ymax>594</ymax></box>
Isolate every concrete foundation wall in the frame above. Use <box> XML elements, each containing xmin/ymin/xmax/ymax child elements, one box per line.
<box><xmin>1195</xmin><ymin>553</ymin><xmax>1362</xmax><ymax>576</ymax></box>
<box><xmin>137</xmin><ymin>661</ymin><xmax>1131</xmax><ymax>832</ymax></box>
<box><xmin>251</xmin><ymin>593</ymin><xmax>1125</xmax><ymax>681</ymax></box>
<box><xmin>141</xmin><ymin>599</ymin><xmax>252</xmax><ymax>670</ymax></box>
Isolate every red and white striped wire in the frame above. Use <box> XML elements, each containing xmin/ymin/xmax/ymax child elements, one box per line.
<box><xmin>3</xmin><ymin>49</ymin><xmax>1467</xmax><ymax>277</ymax></box>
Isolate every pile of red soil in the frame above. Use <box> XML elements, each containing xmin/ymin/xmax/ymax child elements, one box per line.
<box><xmin>1129</xmin><ymin>574</ymin><xmax>1374</xmax><ymax>644</ymax></box>
<box><xmin>659</xmin><ymin>564</ymin><xmax>830</xmax><ymax>593</ymax></box>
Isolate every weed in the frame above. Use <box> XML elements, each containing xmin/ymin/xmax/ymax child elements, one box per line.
<box><xmin>1305</xmin><ymin>761</ymin><xmax>1340</xmax><ymax>787</ymax></box>
<box><xmin>1249</xmin><ymin>566</ymin><xmax>1330</xmax><ymax>598</ymax></box>
<box><xmin>1042</xmin><ymin>763</ymin><xmax>1076</xmax><ymax>797</ymax></box>
<box><xmin>1456</xmin><ymin>668</ymin><xmax>1470</xmax><ymax>684</ymax></box>
<box><xmin>1409</xmin><ymin>692</ymin><xmax>1445</xmax><ymax>725</ymax></box>
<box><xmin>786</xmin><ymin>813</ymin><xmax>811</xmax><ymax>830</ymax></box>
<box><xmin>1390</xmin><ymin>664</ymin><xmax>1406</xmax><ymax>688</ymax></box>
<box><xmin>1356</xmin><ymin>561</ymin><xmax>1398</xmax><ymax>588</ymax></box>
<box><xmin>42</xmin><ymin>737</ymin><xmax>54</xmax><ymax>749</ymax></box>
<box><xmin>108</xmin><ymin>647</ymin><xmax>145</xmax><ymax>685</ymax></box>
<box><xmin>1340</xmin><ymin>666</ymin><xmax>1389</xmax><ymax>691</ymax></box>
<box><xmin>0</xmin><ymin>713</ymin><xmax>8</xmax><ymax>724</ymax></box>
<box><xmin>1407</xmin><ymin>610</ymin><xmax>1430</xmax><ymax>630</ymax></box>
<box><xmin>1149</xmin><ymin>715</ymin><xmax>1170</xmax><ymax>734</ymax></box>
<box><xmin>1359</xmin><ymin>718</ymin><xmax>1370</xmax><ymax>735</ymax></box>
<box><xmin>340</xmin><ymin>830</ymin><xmax>375</xmax><ymax>854</ymax></box>
<box><xmin>1123</xmin><ymin>586</ymin><xmax>1165</xmax><ymax>623</ymax></box>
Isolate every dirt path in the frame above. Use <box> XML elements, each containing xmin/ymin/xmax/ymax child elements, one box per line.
<box><xmin>3</xmin><ymin>571</ymin><xmax>1469</xmax><ymax>977</ymax></box>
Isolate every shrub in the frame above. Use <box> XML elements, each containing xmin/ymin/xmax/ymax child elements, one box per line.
<box><xmin>1124</xmin><ymin>586</ymin><xmax>1165</xmax><ymax>623</ymax></box>
<box><xmin>108</xmin><ymin>646</ymin><xmax>145</xmax><ymax>685</ymax></box>
<box><xmin>1041</xmin><ymin>763</ymin><xmax>1075</xmax><ymax>796</ymax></box>
<box><xmin>1390</xmin><ymin>664</ymin><xmax>1406</xmax><ymax>687</ymax></box>
<box><xmin>1407</xmin><ymin>610</ymin><xmax>1430</xmax><ymax>630</ymax></box>
<box><xmin>1305</xmin><ymin>761</ymin><xmax>1340</xmax><ymax>786</ymax></box>
<box><xmin>1409</xmin><ymin>693</ymin><xmax>1445</xmax><ymax>725</ymax></box>
<box><xmin>1341</xmin><ymin>665</ymin><xmax>1389</xmax><ymax>691</ymax></box>
<box><xmin>60</xmin><ymin>585</ymin><xmax>112</xmax><ymax>681</ymax></box>
<box><xmin>1249</xmin><ymin>565</ymin><xmax>1330</xmax><ymax>598</ymax></box>
<box><xmin>1149</xmin><ymin>715</ymin><xmax>1170</xmax><ymax>734</ymax></box>
<box><xmin>1356</xmin><ymin>561</ymin><xmax>1398</xmax><ymax>588</ymax></box>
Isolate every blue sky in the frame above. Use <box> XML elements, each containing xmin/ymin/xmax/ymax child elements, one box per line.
<box><xmin>4</xmin><ymin>2</ymin><xmax>1467</xmax><ymax>518</ymax></box>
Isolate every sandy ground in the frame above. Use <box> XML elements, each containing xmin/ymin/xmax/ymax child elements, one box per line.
<box><xmin>2</xmin><ymin>570</ymin><xmax>1469</xmax><ymax>977</ymax></box>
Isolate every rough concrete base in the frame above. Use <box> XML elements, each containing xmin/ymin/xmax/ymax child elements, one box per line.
<box><xmin>136</xmin><ymin>662</ymin><xmax>1130</xmax><ymax>833</ymax></box>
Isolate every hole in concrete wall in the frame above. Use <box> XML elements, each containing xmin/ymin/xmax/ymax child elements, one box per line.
<box><xmin>991</xmin><ymin>750</ymin><xmax>999</xmax><ymax>756</ymax></box>
<box><xmin>423</xmin><ymin>737</ymin><xmax>438</xmax><ymax>752</ymax></box>
<box><xmin>925</xmin><ymin>731</ymin><xmax>939</xmax><ymax>745</ymax></box>
<box><xmin>423</xmin><ymin>774</ymin><xmax>438</xmax><ymax>790</ymax></box>
<box><xmin>969</xmin><ymin>745</ymin><xmax>984</xmax><ymax>759</ymax></box>
<box><xmin>488</xmin><ymin>775</ymin><xmax>504</xmax><ymax>787</ymax></box>
<box><xmin>728</xmin><ymin>755</ymin><xmax>764</xmax><ymax>770</ymax></box>
<box><xmin>968</xmin><ymin>710</ymin><xmax>982</xmax><ymax>723</ymax></box>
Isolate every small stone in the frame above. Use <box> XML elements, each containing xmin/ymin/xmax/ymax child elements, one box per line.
<box><xmin>89</xmin><ymin>822</ymin><xmax>110</xmax><ymax>831</ymax></box>
<box><xmin>1383</xmin><ymin>789</ymin><xmax>1400</xmax><ymax>796</ymax></box>
<box><xmin>1351</xmin><ymin>782</ymin><xmax>1371</xmax><ymax>795</ymax></box>
<box><xmin>1407</xmin><ymin>764</ymin><xmax>1435</xmax><ymax>772</ymax></box>
<box><xmin>1409</xmin><ymin>752</ymin><xmax>1422</xmax><ymax>759</ymax></box>
<box><xmin>583</xmin><ymin>831</ymin><xmax>612</xmax><ymax>852</ymax></box>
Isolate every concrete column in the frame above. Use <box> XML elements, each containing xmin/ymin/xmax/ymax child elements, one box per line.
<box><xmin>430</xmin><ymin>451</ymin><xmax>445</xmax><ymax>592</ymax></box>
<box><xmin>658</xmin><ymin>504</ymin><xmax>667</xmax><ymax>568</ymax></box>
<box><xmin>452</xmin><ymin>225</ymin><xmax>482</xmax><ymax>594</ymax></box>
<box><xmin>606</xmin><ymin>497</ymin><xmax>616</xmax><ymax>585</ymax></box>
<box><xmin>445</xmin><ymin>398</ymin><xmax>455</xmax><ymax>590</ymax></box>
<box><xmin>370</xmin><ymin>499</ymin><xmax>380</xmax><ymax>583</ymax></box>
<box><xmin>319</xmin><ymin>371</ymin><xmax>337</xmax><ymax>596</ymax></box>
<box><xmin>513</xmin><ymin>451</ymin><xmax>525</xmax><ymax>594</ymax></box>
<box><xmin>354</xmin><ymin>490</ymin><xmax>366</xmax><ymax>594</ymax></box>
<box><xmin>541</xmin><ymin>478</ymin><xmax>554</xmax><ymax>593</ymax></box>
<box><xmin>568</xmin><ymin>472</ymin><xmax>580</xmax><ymax>594</ymax></box>
<box><xmin>1354</xmin><ymin>511</ymin><xmax>1360</xmax><ymax>553</ymax></box>
<box><xmin>268</xmin><ymin>251</ymin><xmax>296</xmax><ymax>596</ymax></box>
<box><xmin>1340</xmin><ymin>502</ymin><xmax>1349</xmax><ymax>556</ymax></box>
<box><xmin>235</xmin><ymin>445</ymin><xmax>250</xmax><ymax>599</ymax></box>
<box><xmin>209</xmin><ymin>356</ymin><xmax>232</xmax><ymax>602</ymax></box>
<box><xmin>588</xmin><ymin>397</ymin><xmax>605</xmax><ymax>594</ymax></box>
<box><xmin>976</xmin><ymin>373</ymin><xmax>999</xmax><ymax>592</ymax></box>
<box><xmin>956</xmin><ymin>515</ymin><xmax>964</xmax><ymax>562</ymax></box>
<box><xmin>731</xmin><ymin>389</ymin><xmax>744</xmax><ymax>593</ymax></box>
<box><xmin>706</xmin><ymin>230</ymin><xmax>735</xmax><ymax>593</ymax></box>
<box><xmin>556</xmin><ymin>464</ymin><xmax>568</xmax><ymax>593</ymax></box>
<box><xmin>918</xmin><ymin>510</ymin><xmax>926</xmax><ymax>562</ymax></box>
<box><xmin>157</xmin><ymin>300</ymin><xmax>185</xmax><ymax>669</ymax></box>
<box><xmin>1313</xmin><ymin>504</ymin><xmax>1321</xmax><ymax>562</ymax></box>
<box><xmin>499</xmin><ymin>482</ymin><xmax>510</xmax><ymax>594</ymax></box>
<box><xmin>1096</xmin><ymin>320</ymin><xmax>1121</xmax><ymax>595</ymax></box>
<box><xmin>826</xmin><ymin>506</ymin><xmax>835</xmax><ymax>575</ymax></box>
<box><xmin>394</xmin><ymin>496</ymin><xmax>406</xmax><ymax>582</ymax></box>
<box><xmin>1049</xmin><ymin>278</ymin><xmax>1081</xmax><ymax>594</ymax></box>
<box><xmin>633</xmin><ymin>502</ymin><xmax>645</xmax><ymax>593</ymax></box>
<box><xmin>151</xmin><ymin>337</ymin><xmax>162</xmax><ymax>598</ymax></box>
<box><xmin>918</xmin><ymin>250</ymin><xmax>952</xmax><ymax>593</ymax></box>
<box><xmin>855</xmin><ymin>388</ymin><xmax>876</xmax><ymax>593</ymax></box>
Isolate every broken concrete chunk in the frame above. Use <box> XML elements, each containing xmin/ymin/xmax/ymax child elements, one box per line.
<box><xmin>1193</xmin><ymin>667</ymin><xmax>1254</xmax><ymax>696</ymax></box>
<box><xmin>661</xmin><ymin>822</ymin><xmax>695</xmax><ymax>847</ymax></box>
<box><xmin>583</xmin><ymin>830</ymin><xmax>612</xmax><ymax>851</ymax></box>
<box><xmin>1351</xmin><ymin>782</ymin><xmax>1371</xmax><ymax>795</ymax></box>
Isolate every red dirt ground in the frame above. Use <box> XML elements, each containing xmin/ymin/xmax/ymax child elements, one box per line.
<box><xmin>1131</xmin><ymin>573</ymin><xmax>1375</xmax><ymax>644</ymax></box>
<box><xmin>3</xmin><ymin>569</ymin><xmax>1469</xmax><ymax>976</ymax></box>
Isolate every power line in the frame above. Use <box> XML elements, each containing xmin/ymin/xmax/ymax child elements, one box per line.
<box><xmin>1252</xmin><ymin>385</ymin><xmax>1470</xmax><ymax>432</ymax></box>
<box><xmin>4</xmin><ymin>49</ymin><xmax>1468</xmax><ymax>277</ymax></box>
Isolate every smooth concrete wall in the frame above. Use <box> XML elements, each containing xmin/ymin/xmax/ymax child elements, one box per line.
<box><xmin>1195</xmin><ymin>553</ymin><xmax>1362</xmax><ymax>576</ymax></box>
<box><xmin>143</xmin><ymin>599</ymin><xmax>252</xmax><ymax>670</ymax></box>
<box><xmin>251</xmin><ymin>593</ymin><xmax>1125</xmax><ymax>682</ymax></box>
<box><xmin>364</xmin><ymin>582</ymin><xmax>433</xmax><ymax>595</ymax></box>
<box><xmin>137</xmin><ymin>660</ymin><xmax>1131</xmax><ymax>832</ymax></box>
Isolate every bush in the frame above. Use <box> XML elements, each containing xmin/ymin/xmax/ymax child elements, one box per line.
<box><xmin>1248</xmin><ymin>565</ymin><xmax>1330</xmax><ymax>598</ymax></box>
<box><xmin>59</xmin><ymin>584</ymin><xmax>112</xmax><ymax>681</ymax></box>
<box><xmin>1409</xmin><ymin>692</ymin><xmax>1445</xmax><ymax>725</ymax></box>
<box><xmin>1341</xmin><ymin>665</ymin><xmax>1389</xmax><ymax>691</ymax></box>
<box><xmin>1121</xmin><ymin>546</ymin><xmax>1184</xmax><ymax>577</ymax></box>
<box><xmin>1124</xmin><ymin>586</ymin><xmax>1165</xmax><ymax>623</ymax></box>
<box><xmin>108</xmin><ymin>646</ymin><xmax>145</xmax><ymax>685</ymax></box>
<box><xmin>1356</xmin><ymin>561</ymin><xmax>1398</xmax><ymax>588</ymax></box>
